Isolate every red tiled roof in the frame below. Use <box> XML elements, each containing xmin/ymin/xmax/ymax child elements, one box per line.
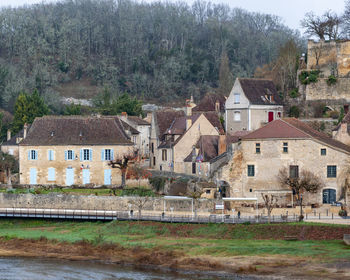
<box><xmin>243</xmin><ymin>118</ymin><xmax>350</xmax><ymax>153</ymax></box>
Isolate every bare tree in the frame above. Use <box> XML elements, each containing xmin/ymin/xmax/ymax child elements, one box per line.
<box><xmin>261</xmin><ymin>193</ymin><xmax>277</xmax><ymax>223</ymax></box>
<box><xmin>109</xmin><ymin>151</ymin><xmax>138</xmax><ymax>192</ymax></box>
<box><xmin>129</xmin><ymin>164</ymin><xmax>149</xmax><ymax>188</ymax></box>
<box><xmin>278</xmin><ymin>167</ymin><xmax>324</xmax><ymax>220</ymax></box>
<box><xmin>301</xmin><ymin>11</ymin><xmax>342</xmax><ymax>40</ymax></box>
<box><xmin>187</xmin><ymin>186</ymin><xmax>204</xmax><ymax>217</ymax></box>
<box><xmin>129</xmin><ymin>196</ymin><xmax>151</xmax><ymax>218</ymax></box>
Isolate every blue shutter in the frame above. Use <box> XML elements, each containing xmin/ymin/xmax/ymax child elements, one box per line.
<box><xmin>65</xmin><ymin>151</ymin><xmax>67</xmax><ymax>161</ymax></box>
<box><xmin>35</xmin><ymin>150</ymin><xmax>38</xmax><ymax>160</ymax></box>
<box><xmin>89</xmin><ymin>149</ymin><xmax>92</xmax><ymax>161</ymax></box>
<box><xmin>28</xmin><ymin>150</ymin><xmax>30</xmax><ymax>160</ymax></box>
<box><xmin>48</xmin><ymin>168</ymin><xmax>55</xmax><ymax>181</ymax></box>
<box><xmin>72</xmin><ymin>151</ymin><xmax>75</xmax><ymax>160</ymax></box>
<box><xmin>111</xmin><ymin>149</ymin><xmax>114</xmax><ymax>160</ymax></box>
<box><xmin>101</xmin><ymin>149</ymin><xmax>105</xmax><ymax>161</ymax></box>
<box><xmin>80</xmin><ymin>149</ymin><xmax>83</xmax><ymax>161</ymax></box>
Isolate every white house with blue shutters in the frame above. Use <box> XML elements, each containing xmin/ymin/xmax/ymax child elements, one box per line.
<box><xmin>19</xmin><ymin>116</ymin><xmax>134</xmax><ymax>186</ymax></box>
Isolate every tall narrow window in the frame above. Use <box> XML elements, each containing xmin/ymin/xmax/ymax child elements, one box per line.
<box><xmin>192</xmin><ymin>162</ymin><xmax>196</xmax><ymax>174</ymax></box>
<box><xmin>48</xmin><ymin>150</ymin><xmax>54</xmax><ymax>161</ymax></box>
<box><xmin>81</xmin><ymin>149</ymin><xmax>92</xmax><ymax>161</ymax></box>
<box><xmin>28</xmin><ymin>150</ymin><xmax>38</xmax><ymax>160</ymax></box>
<box><xmin>67</xmin><ymin>150</ymin><xmax>74</xmax><ymax>160</ymax></box>
<box><xmin>151</xmin><ymin>143</ymin><xmax>154</xmax><ymax>153</ymax></box>
<box><xmin>234</xmin><ymin>111</ymin><xmax>241</xmax><ymax>121</ymax></box>
<box><xmin>234</xmin><ymin>93</ymin><xmax>240</xmax><ymax>104</ymax></box>
<box><xmin>247</xmin><ymin>165</ymin><xmax>255</xmax><ymax>177</ymax></box>
<box><xmin>283</xmin><ymin>142</ymin><xmax>288</xmax><ymax>153</ymax></box>
<box><xmin>327</xmin><ymin>165</ymin><xmax>337</xmax><ymax>178</ymax></box>
<box><xmin>162</xmin><ymin>149</ymin><xmax>167</xmax><ymax>161</ymax></box>
<box><xmin>289</xmin><ymin>165</ymin><xmax>299</xmax><ymax>178</ymax></box>
<box><xmin>321</xmin><ymin>148</ymin><xmax>326</xmax><ymax>156</ymax></box>
<box><xmin>255</xmin><ymin>143</ymin><xmax>261</xmax><ymax>154</ymax></box>
<box><xmin>104</xmin><ymin>149</ymin><xmax>113</xmax><ymax>161</ymax></box>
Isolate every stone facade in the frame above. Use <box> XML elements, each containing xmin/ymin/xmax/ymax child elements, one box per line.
<box><xmin>302</xmin><ymin>40</ymin><xmax>350</xmax><ymax>101</ymax></box>
<box><xmin>19</xmin><ymin>145</ymin><xmax>133</xmax><ymax>186</ymax></box>
<box><xmin>307</xmin><ymin>39</ymin><xmax>350</xmax><ymax>77</ymax></box>
<box><xmin>225</xmin><ymin>78</ymin><xmax>283</xmax><ymax>133</ymax></box>
<box><xmin>222</xmin><ymin>138</ymin><xmax>349</xmax><ymax>205</ymax></box>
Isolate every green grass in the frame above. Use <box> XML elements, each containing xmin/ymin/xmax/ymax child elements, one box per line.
<box><xmin>0</xmin><ymin>219</ymin><xmax>349</xmax><ymax>261</ymax></box>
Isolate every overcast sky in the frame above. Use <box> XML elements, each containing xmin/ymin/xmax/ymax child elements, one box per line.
<box><xmin>0</xmin><ymin>0</ymin><xmax>345</xmax><ymax>31</ymax></box>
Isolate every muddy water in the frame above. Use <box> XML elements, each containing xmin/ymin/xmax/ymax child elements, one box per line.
<box><xmin>0</xmin><ymin>257</ymin><xmax>259</xmax><ymax>280</ymax></box>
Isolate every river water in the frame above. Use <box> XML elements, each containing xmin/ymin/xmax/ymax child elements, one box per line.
<box><xmin>0</xmin><ymin>257</ymin><xmax>259</xmax><ymax>280</ymax></box>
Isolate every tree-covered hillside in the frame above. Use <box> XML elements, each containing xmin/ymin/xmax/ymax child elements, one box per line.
<box><xmin>0</xmin><ymin>0</ymin><xmax>301</xmax><ymax>112</ymax></box>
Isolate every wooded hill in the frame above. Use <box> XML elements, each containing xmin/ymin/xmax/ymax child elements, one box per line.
<box><xmin>0</xmin><ymin>0</ymin><xmax>302</xmax><ymax>112</ymax></box>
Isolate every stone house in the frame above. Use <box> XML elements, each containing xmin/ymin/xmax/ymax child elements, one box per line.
<box><xmin>119</xmin><ymin>113</ymin><xmax>151</xmax><ymax>157</ymax></box>
<box><xmin>183</xmin><ymin>134</ymin><xmax>227</xmax><ymax>178</ymax></box>
<box><xmin>1</xmin><ymin>124</ymin><xmax>31</xmax><ymax>159</ymax></box>
<box><xmin>149</xmin><ymin>109</ymin><xmax>185</xmax><ymax>169</ymax></box>
<box><xmin>150</xmin><ymin>108</ymin><xmax>224</xmax><ymax>176</ymax></box>
<box><xmin>225</xmin><ymin>78</ymin><xmax>283</xmax><ymax>134</ymax></box>
<box><xmin>19</xmin><ymin>116</ymin><xmax>134</xmax><ymax>186</ymax></box>
<box><xmin>333</xmin><ymin>108</ymin><xmax>350</xmax><ymax>145</ymax></box>
<box><xmin>223</xmin><ymin>118</ymin><xmax>350</xmax><ymax>205</ymax></box>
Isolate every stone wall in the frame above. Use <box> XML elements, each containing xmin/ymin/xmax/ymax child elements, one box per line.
<box><xmin>304</xmin><ymin>78</ymin><xmax>350</xmax><ymax>101</ymax></box>
<box><xmin>0</xmin><ymin>193</ymin><xmax>219</xmax><ymax>213</ymax></box>
<box><xmin>221</xmin><ymin>138</ymin><xmax>350</xmax><ymax>205</ymax></box>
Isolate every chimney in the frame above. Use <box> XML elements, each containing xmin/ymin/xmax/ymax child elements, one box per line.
<box><xmin>186</xmin><ymin>117</ymin><xmax>192</xmax><ymax>130</ymax></box>
<box><xmin>215</xmin><ymin>100</ymin><xmax>220</xmax><ymax>112</ymax></box>
<box><xmin>186</xmin><ymin>104</ymin><xmax>192</xmax><ymax>116</ymax></box>
<box><xmin>344</xmin><ymin>104</ymin><xmax>349</xmax><ymax>115</ymax></box>
<box><xmin>23</xmin><ymin>123</ymin><xmax>28</xmax><ymax>139</ymax></box>
<box><xmin>7</xmin><ymin>129</ymin><xmax>11</xmax><ymax>141</ymax></box>
<box><xmin>145</xmin><ymin>112</ymin><xmax>152</xmax><ymax>123</ymax></box>
<box><xmin>341</xmin><ymin>122</ymin><xmax>347</xmax><ymax>133</ymax></box>
<box><xmin>218</xmin><ymin>134</ymin><xmax>227</xmax><ymax>155</ymax></box>
<box><xmin>120</xmin><ymin>112</ymin><xmax>127</xmax><ymax>121</ymax></box>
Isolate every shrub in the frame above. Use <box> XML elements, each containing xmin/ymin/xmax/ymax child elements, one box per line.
<box><xmin>121</xmin><ymin>187</ymin><xmax>155</xmax><ymax>197</ymax></box>
<box><xmin>289</xmin><ymin>106</ymin><xmax>300</xmax><ymax>118</ymax></box>
<box><xmin>289</xmin><ymin>88</ymin><xmax>299</xmax><ymax>98</ymax></box>
<box><xmin>313</xmin><ymin>102</ymin><xmax>326</xmax><ymax>118</ymax></box>
<box><xmin>339</xmin><ymin>209</ymin><xmax>347</xmax><ymax>217</ymax></box>
<box><xmin>299</xmin><ymin>70</ymin><xmax>320</xmax><ymax>85</ymax></box>
<box><xmin>329</xmin><ymin>110</ymin><xmax>339</xmax><ymax>119</ymax></box>
<box><xmin>327</xmin><ymin>75</ymin><xmax>337</xmax><ymax>86</ymax></box>
<box><xmin>149</xmin><ymin>176</ymin><xmax>167</xmax><ymax>193</ymax></box>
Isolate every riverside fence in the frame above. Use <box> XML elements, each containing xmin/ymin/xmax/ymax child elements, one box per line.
<box><xmin>0</xmin><ymin>207</ymin><xmax>309</xmax><ymax>223</ymax></box>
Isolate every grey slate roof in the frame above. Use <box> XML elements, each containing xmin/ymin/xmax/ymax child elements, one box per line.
<box><xmin>239</xmin><ymin>78</ymin><xmax>283</xmax><ymax>105</ymax></box>
<box><xmin>20</xmin><ymin>116</ymin><xmax>133</xmax><ymax>146</ymax></box>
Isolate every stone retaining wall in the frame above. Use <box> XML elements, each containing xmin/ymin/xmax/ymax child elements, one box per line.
<box><xmin>0</xmin><ymin>193</ymin><xmax>218</xmax><ymax>213</ymax></box>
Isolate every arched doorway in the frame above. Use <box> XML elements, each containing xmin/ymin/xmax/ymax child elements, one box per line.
<box><xmin>323</xmin><ymin>189</ymin><xmax>336</xmax><ymax>204</ymax></box>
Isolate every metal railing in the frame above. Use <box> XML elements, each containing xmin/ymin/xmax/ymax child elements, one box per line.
<box><xmin>0</xmin><ymin>208</ymin><xmax>305</xmax><ymax>223</ymax></box>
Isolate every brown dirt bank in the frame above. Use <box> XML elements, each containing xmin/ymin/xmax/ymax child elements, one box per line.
<box><xmin>127</xmin><ymin>221</ymin><xmax>350</xmax><ymax>240</ymax></box>
<box><xmin>0</xmin><ymin>237</ymin><xmax>349</xmax><ymax>279</ymax></box>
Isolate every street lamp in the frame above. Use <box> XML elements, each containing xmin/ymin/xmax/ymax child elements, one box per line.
<box><xmin>300</xmin><ymin>194</ymin><xmax>303</xmax><ymax>221</ymax></box>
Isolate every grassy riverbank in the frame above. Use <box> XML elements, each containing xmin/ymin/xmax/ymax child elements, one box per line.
<box><xmin>0</xmin><ymin>219</ymin><xmax>349</xmax><ymax>278</ymax></box>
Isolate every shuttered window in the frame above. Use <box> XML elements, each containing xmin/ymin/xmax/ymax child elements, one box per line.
<box><xmin>28</xmin><ymin>150</ymin><xmax>38</xmax><ymax>160</ymax></box>
<box><xmin>48</xmin><ymin>150</ymin><xmax>54</xmax><ymax>161</ymax></box>
<box><xmin>48</xmin><ymin>168</ymin><xmax>55</xmax><ymax>181</ymax></box>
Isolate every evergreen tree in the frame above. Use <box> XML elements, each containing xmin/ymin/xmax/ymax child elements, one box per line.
<box><xmin>218</xmin><ymin>50</ymin><xmax>233</xmax><ymax>95</ymax></box>
<box><xmin>12</xmin><ymin>90</ymin><xmax>49</xmax><ymax>133</ymax></box>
